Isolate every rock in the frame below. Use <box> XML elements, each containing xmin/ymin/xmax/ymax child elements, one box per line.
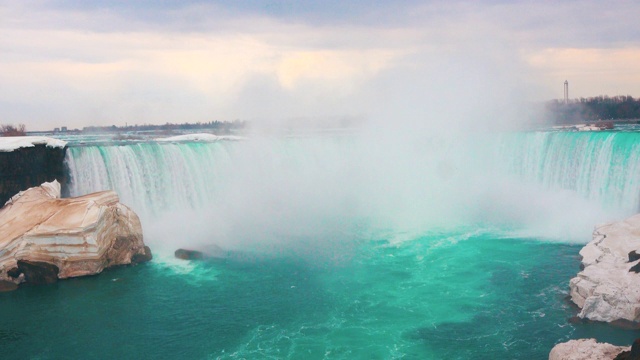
<box><xmin>174</xmin><ymin>244</ymin><xmax>224</xmax><ymax>261</ymax></box>
<box><xmin>175</xmin><ymin>249</ymin><xmax>206</xmax><ymax>260</ymax></box>
<box><xmin>569</xmin><ymin>214</ymin><xmax>640</xmax><ymax>326</ymax></box>
<box><xmin>17</xmin><ymin>260</ymin><xmax>58</xmax><ymax>285</ymax></box>
<box><xmin>0</xmin><ymin>280</ymin><xmax>18</xmax><ymax>292</ymax></box>
<box><xmin>631</xmin><ymin>339</ymin><xmax>640</xmax><ymax>359</ymax></box>
<box><xmin>599</xmin><ymin>121</ymin><xmax>615</xmax><ymax>130</ymax></box>
<box><xmin>132</xmin><ymin>246</ymin><xmax>153</xmax><ymax>264</ymax></box>
<box><xmin>0</xmin><ymin>140</ymin><xmax>67</xmax><ymax>205</ymax></box>
<box><xmin>629</xmin><ymin>251</ymin><xmax>640</xmax><ymax>263</ymax></box>
<box><xmin>613</xmin><ymin>338</ymin><xmax>640</xmax><ymax>360</ymax></box>
<box><xmin>549</xmin><ymin>339</ymin><xmax>629</xmax><ymax>360</ymax></box>
<box><xmin>567</xmin><ymin>316</ymin><xmax>584</xmax><ymax>324</ymax></box>
<box><xmin>0</xmin><ymin>181</ymin><xmax>151</xmax><ymax>286</ymax></box>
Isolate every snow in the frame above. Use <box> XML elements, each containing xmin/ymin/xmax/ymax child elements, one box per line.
<box><xmin>0</xmin><ymin>136</ymin><xmax>67</xmax><ymax>152</ymax></box>
<box><xmin>569</xmin><ymin>213</ymin><xmax>640</xmax><ymax>324</ymax></box>
<box><xmin>155</xmin><ymin>133</ymin><xmax>246</xmax><ymax>142</ymax></box>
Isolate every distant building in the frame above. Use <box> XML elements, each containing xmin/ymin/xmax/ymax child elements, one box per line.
<box><xmin>61</xmin><ymin>126</ymin><xmax>67</xmax><ymax>132</ymax></box>
<box><xmin>564</xmin><ymin>80</ymin><xmax>569</xmax><ymax>104</ymax></box>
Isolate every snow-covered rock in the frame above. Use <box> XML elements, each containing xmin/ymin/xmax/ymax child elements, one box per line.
<box><xmin>569</xmin><ymin>214</ymin><xmax>640</xmax><ymax>326</ymax></box>
<box><xmin>0</xmin><ymin>136</ymin><xmax>66</xmax><ymax>152</ymax></box>
<box><xmin>549</xmin><ymin>339</ymin><xmax>629</xmax><ymax>360</ymax></box>
<box><xmin>0</xmin><ymin>181</ymin><xmax>151</xmax><ymax>287</ymax></box>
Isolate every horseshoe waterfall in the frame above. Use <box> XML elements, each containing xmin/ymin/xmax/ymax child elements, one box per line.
<box><xmin>3</xmin><ymin>130</ymin><xmax>640</xmax><ymax>359</ymax></box>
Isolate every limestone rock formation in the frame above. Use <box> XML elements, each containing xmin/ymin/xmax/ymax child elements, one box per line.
<box><xmin>569</xmin><ymin>214</ymin><xmax>640</xmax><ymax>327</ymax></box>
<box><xmin>0</xmin><ymin>181</ymin><xmax>151</xmax><ymax>288</ymax></box>
<box><xmin>549</xmin><ymin>339</ymin><xmax>629</xmax><ymax>360</ymax></box>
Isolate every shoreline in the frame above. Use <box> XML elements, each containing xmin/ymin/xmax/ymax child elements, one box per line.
<box><xmin>550</xmin><ymin>214</ymin><xmax>640</xmax><ymax>358</ymax></box>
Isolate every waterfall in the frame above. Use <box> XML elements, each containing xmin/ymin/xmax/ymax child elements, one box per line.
<box><xmin>500</xmin><ymin>131</ymin><xmax>640</xmax><ymax>213</ymax></box>
<box><xmin>66</xmin><ymin>142</ymin><xmax>235</xmax><ymax>218</ymax></box>
<box><xmin>64</xmin><ymin>131</ymin><xmax>640</xmax><ymax>245</ymax></box>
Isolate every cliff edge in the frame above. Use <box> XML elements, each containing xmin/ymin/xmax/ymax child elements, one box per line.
<box><xmin>0</xmin><ymin>136</ymin><xmax>68</xmax><ymax>204</ymax></box>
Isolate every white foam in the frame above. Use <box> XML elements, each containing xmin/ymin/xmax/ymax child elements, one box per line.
<box><xmin>0</xmin><ymin>136</ymin><xmax>67</xmax><ymax>152</ymax></box>
<box><xmin>150</xmin><ymin>251</ymin><xmax>220</xmax><ymax>283</ymax></box>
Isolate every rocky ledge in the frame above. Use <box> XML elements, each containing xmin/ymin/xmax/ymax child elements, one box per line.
<box><xmin>569</xmin><ymin>213</ymin><xmax>640</xmax><ymax>327</ymax></box>
<box><xmin>549</xmin><ymin>338</ymin><xmax>638</xmax><ymax>360</ymax></box>
<box><xmin>0</xmin><ymin>181</ymin><xmax>151</xmax><ymax>290</ymax></box>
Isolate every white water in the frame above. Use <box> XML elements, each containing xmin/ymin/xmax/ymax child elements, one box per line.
<box><xmin>65</xmin><ymin>131</ymin><xmax>640</xmax><ymax>252</ymax></box>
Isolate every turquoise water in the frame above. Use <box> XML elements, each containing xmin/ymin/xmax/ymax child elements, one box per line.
<box><xmin>5</xmin><ymin>130</ymin><xmax>640</xmax><ymax>358</ymax></box>
<box><xmin>4</xmin><ymin>231</ymin><xmax>633</xmax><ymax>359</ymax></box>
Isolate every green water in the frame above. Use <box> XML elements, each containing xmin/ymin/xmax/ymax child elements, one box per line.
<box><xmin>2</xmin><ymin>231</ymin><xmax>634</xmax><ymax>359</ymax></box>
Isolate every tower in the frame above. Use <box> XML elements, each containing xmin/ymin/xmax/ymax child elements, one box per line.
<box><xmin>564</xmin><ymin>80</ymin><xmax>569</xmax><ymax>104</ymax></box>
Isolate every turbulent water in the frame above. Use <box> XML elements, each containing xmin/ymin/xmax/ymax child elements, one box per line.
<box><xmin>3</xmin><ymin>130</ymin><xmax>640</xmax><ymax>358</ymax></box>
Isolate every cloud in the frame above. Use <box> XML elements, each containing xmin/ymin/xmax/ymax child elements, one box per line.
<box><xmin>1</xmin><ymin>0</ymin><xmax>640</xmax><ymax>130</ymax></box>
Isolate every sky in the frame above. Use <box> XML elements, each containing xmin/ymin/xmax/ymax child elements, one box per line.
<box><xmin>1</xmin><ymin>0</ymin><xmax>639</xmax><ymax>131</ymax></box>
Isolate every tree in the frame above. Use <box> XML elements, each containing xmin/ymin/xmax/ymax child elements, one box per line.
<box><xmin>0</xmin><ymin>124</ymin><xmax>27</xmax><ymax>136</ymax></box>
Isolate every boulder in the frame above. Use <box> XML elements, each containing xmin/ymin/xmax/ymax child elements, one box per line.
<box><xmin>549</xmin><ymin>339</ymin><xmax>629</xmax><ymax>360</ymax></box>
<box><xmin>132</xmin><ymin>246</ymin><xmax>153</xmax><ymax>264</ymax></box>
<box><xmin>569</xmin><ymin>214</ymin><xmax>640</xmax><ymax>326</ymax></box>
<box><xmin>175</xmin><ymin>244</ymin><xmax>224</xmax><ymax>260</ymax></box>
<box><xmin>175</xmin><ymin>249</ymin><xmax>206</xmax><ymax>260</ymax></box>
<box><xmin>0</xmin><ymin>181</ymin><xmax>151</xmax><ymax>288</ymax></box>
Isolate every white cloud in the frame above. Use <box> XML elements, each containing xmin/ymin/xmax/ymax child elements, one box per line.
<box><xmin>1</xmin><ymin>1</ymin><xmax>639</xmax><ymax>130</ymax></box>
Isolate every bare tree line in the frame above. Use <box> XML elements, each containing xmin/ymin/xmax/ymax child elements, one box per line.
<box><xmin>0</xmin><ymin>124</ymin><xmax>27</xmax><ymax>137</ymax></box>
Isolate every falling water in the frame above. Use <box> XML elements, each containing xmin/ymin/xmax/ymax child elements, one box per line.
<box><xmin>5</xmin><ymin>129</ymin><xmax>629</xmax><ymax>358</ymax></box>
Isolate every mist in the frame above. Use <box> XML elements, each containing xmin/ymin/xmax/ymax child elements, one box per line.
<box><xmin>131</xmin><ymin>123</ymin><xmax>619</xmax><ymax>260</ymax></box>
<box><xmin>50</xmin><ymin>0</ymin><xmax>638</xmax><ymax>258</ymax></box>
<box><xmin>59</xmin><ymin>51</ymin><xmax>622</xmax><ymax>260</ymax></box>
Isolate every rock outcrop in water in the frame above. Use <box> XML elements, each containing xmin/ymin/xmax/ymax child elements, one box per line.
<box><xmin>174</xmin><ymin>245</ymin><xmax>224</xmax><ymax>261</ymax></box>
<box><xmin>569</xmin><ymin>213</ymin><xmax>640</xmax><ymax>327</ymax></box>
<box><xmin>175</xmin><ymin>249</ymin><xmax>207</xmax><ymax>260</ymax></box>
<box><xmin>0</xmin><ymin>181</ymin><xmax>151</xmax><ymax>290</ymax></box>
<box><xmin>549</xmin><ymin>338</ymin><xmax>630</xmax><ymax>360</ymax></box>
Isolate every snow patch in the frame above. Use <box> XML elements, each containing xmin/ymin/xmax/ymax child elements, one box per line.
<box><xmin>0</xmin><ymin>136</ymin><xmax>67</xmax><ymax>152</ymax></box>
